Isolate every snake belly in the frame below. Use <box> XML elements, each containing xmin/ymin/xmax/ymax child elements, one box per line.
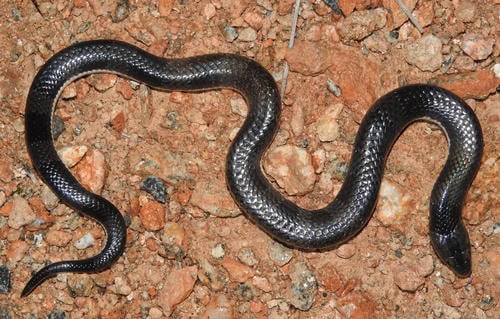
<box><xmin>23</xmin><ymin>40</ymin><xmax>483</xmax><ymax>297</ymax></box>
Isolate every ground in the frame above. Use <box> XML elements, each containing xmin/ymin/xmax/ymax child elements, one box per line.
<box><xmin>0</xmin><ymin>0</ymin><xmax>498</xmax><ymax>318</ymax></box>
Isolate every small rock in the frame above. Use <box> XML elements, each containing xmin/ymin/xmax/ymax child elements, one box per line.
<box><xmin>74</xmin><ymin>150</ymin><xmax>107</xmax><ymax>194</ymax></box>
<box><xmin>286</xmin><ymin>40</ymin><xmax>332</xmax><ymax>76</ymax></box>
<box><xmin>264</xmin><ymin>145</ymin><xmax>316</xmax><ymax>196</ymax></box>
<box><xmin>268</xmin><ymin>241</ymin><xmax>294</xmax><ymax>266</ymax></box>
<box><xmin>484</xmin><ymin>247</ymin><xmax>500</xmax><ymax>280</ymax></box>
<box><xmin>454</xmin><ymin>0</ymin><xmax>476</xmax><ymax>23</ymax></box>
<box><xmin>221</xmin><ymin>258</ymin><xmax>255</xmax><ymax>282</ymax></box>
<box><xmin>41</xmin><ymin>185</ymin><xmax>59</xmax><ymax>210</ymax></box>
<box><xmin>58</xmin><ymin>145</ymin><xmax>88</xmax><ymax>168</ymax></box>
<box><xmin>430</xmin><ymin>69</ymin><xmax>500</xmax><ymax>100</ymax></box>
<box><xmin>61</xmin><ymin>82</ymin><xmax>77</xmax><ymax>99</ymax></box>
<box><xmin>336</xmin><ymin>243</ymin><xmax>356</xmax><ymax>259</ymax></box>
<box><xmin>197</xmin><ymin>258</ymin><xmax>226</xmax><ymax>291</ymax></box>
<box><xmin>51</xmin><ymin>115</ymin><xmax>65</xmax><ymax>139</ymax></box>
<box><xmin>46</xmin><ymin>230</ymin><xmax>73</xmax><ymax>247</ymax></box>
<box><xmin>148</xmin><ymin>307</ymin><xmax>163</xmax><ymax>319</ymax></box>
<box><xmin>47</xmin><ymin>311</ymin><xmax>66</xmax><ymax>319</ymax></box>
<box><xmin>190</xmin><ymin>180</ymin><xmax>240</xmax><ymax>217</ymax></box>
<box><xmin>376</xmin><ymin>180</ymin><xmax>410</xmax><ymax>225</ymax></box>
<box><xmin>243</xmin><ymin>12</ymin><xmax>264</xmax><ymax>30</ymax></box>
<box><xmin>112</xmin><ymin>0</ymin><xmax>129</xmax><ymax>22</ymax></box>
<box><xmin>7</xmin><ymin>197</ymin><xmax>36</xmax><ymax>229</ymax></box>
<box><xmin>203</xmin><ymin>3</ymin><xmax>216</xmax><ymax>20</ymax></box>
<box><xmin>67</xmin><ymin>274</ymin><xmax>94</xmax><ymax>297</ymax></box>
<box><xmin>74</xmin><ymin>233</ymin><xmax>95</xmax><ymax>250</ymax></box>
<box><xmin>89</xmin><ymin>74</ymin><xmax>117</xmax><ymax>92</ymax></box>
<box><xmin>382</xmin><ymin>0</ymin><xmax>418</xmax><ymax>28</ymax></box>
<box><xmin>432</xmin><ymin>303</ymin><xmax>461</xmax><ymax>319</ymax></box>
<box><xmin>141</xmin><ymin>176</ymin><xmax>168</xmax><ymax>204</ymax></box>
<box><xmin>336</xmin><ymin>8</ymin><xmax>387</xmax><ymax>41</ymax></box>
<box><xmin>285</xmin><ymin>262</ymin><xmax>318</xmax><ymax>311</ymax></box>
<box><xmin>0</xmin><ymin>191</ymin><xmax>5</xmax><ymax>207</ymax></box>
<box><xmin>158</xmin><ymin>0</ymin><xmax>174</xmax><ymax>16</ymax></box>
<box><xmin>201</xmin><ymin>294</ymin><xmax>234</xmax><ymax>319</ymax></box>
<box><xmin>230</xmin><ymin>97</ymin><xmax>248</xmax><ymax>117</ymax></box>
<box><xmin>0</xmin><ymin>265</ymin><xmax>10</xmax><ymax>293</ymax></box>
<box><xmin>406</xmin><ymin>34</ymin><xmax>443</xmax><ymax>72</ymax></box>
<box><xmin>460</xmin><ymin>33</ymin><xmax>495</xmax><ymax>61</ymax></box>
<box><xmin>316</xmin><ymin>104</ymin><xmax>343</xmax><ymax>142</ymax></box>
<box><xmin>139</xmin><ymin>201</ymin><xmax>166</xmax><ymax>231</ymax></box>
<box><xmin>337</xmin><ymin>291</ymin><xmax>379</xmax><ymax>318</ymax></box>
<box><xmin>7</xmin><ymin>240</ymin><xmax>29</xmax><ymax>263</ymax></box>
<box><xmin>0</xmin><ymin>155</ymin><xmax>13</xmax><ymax>183</ymax></box>
<box><xmin>393</xmin><ymin>265</ymin><xmax>425</xmax><ymax>292</ymax></box>
<box><xmin>111</xmin><ymin>276</ymin><xmax>132</xmax><ymax>296</ymax></box>
<box><xmin>159</xmin><ymin>266</ymin><xmax>197</xmax><ymax>315</ymax></box>
<box><xmin>252</xmin><ymin>276</ymin><xmax>272</xmax><ymax>292</ymax></box>
<box><xmin>223</xmin><ymin>25</ymin><xmax>238</xmax><ymax>42</ymax></box>
<box><xmin>110</xmin><ymin>112</ymin><xmax>126</xmax><ymax>133</ymax></box>
<box><xmin>417</xmin><ymin>255</ymin><xmax>435</xmax><ymax>277</ymax></box>
<box><xmin>211</xmin><ymin>243</ymin><xmax>225</xmax><ymax>259</ymax></box>
<box><xmin>316</xmin><ymin>263</ymin><xmax>344</xmax><ymax>293</ymax></box>
<box><xmin>237</xmin><ymin>247</ymin><xmax>258</xmax><ymax>266</ymax></box>
<box><xmin>238</xmin><ymin>27</ymin><xmax>258</xmax><ymax>42</ymax></box>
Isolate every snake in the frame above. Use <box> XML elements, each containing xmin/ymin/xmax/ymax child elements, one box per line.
<box><xmin>22</xmin><ymin>40</ymin><xmax>483</xmax><ymax>297</ymax></box>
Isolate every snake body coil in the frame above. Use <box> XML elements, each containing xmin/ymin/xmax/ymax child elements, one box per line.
<box><xmin>23</xmin><ymin>40</ymin><xmax>483</xmax><ymax>296</ymax></box>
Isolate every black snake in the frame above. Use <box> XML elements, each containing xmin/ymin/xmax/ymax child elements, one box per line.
<box><xmin>22</xmin><ymin>40</ymin><xmax>483</xmax><ymax>296</ymax></box>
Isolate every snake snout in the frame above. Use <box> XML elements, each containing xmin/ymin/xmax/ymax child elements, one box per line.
<box><xmin>430</xmin><ymin>221</ymin><xmax>471</xmax><ymax>277</ymax></box>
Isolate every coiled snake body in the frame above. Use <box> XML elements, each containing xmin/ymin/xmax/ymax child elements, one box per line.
<box><xmin>23</xmin><ymin>40</ymin><xmax>483</xmax><ymax>296</ymax></box>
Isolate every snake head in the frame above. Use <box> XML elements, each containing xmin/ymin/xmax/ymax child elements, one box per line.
<box><xmin>430</xmin><ymin>221</ymin><xmax>471</xmax><ymax>277</ymax></box>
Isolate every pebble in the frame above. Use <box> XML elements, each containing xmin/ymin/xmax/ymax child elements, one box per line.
<box><xmin>0</xmin><ymin>155</ymin><xmax>13</xmax><ymax>183</ymax></box>
<box><xmin>7</xmin><ymin>240</ymin><xmax>29</xmax><ymax>263</ymax></box>
<box><xmin>74</xmin><ymin>150</ymin><xmax>107</xmax><ymax>194</ymax></box>
<box><xmin>383</xmin><ymin>0</ymin><xmax>418</xmax><ymax>28</ymax></box>
<box><xmin>417</xmin><ymin>255</ymin><xmax>435</xmax><ymax>277</ymax></box>
<box><xmin>336</xmin><ymin>243</ymin><xmax>356</xmax><ymax>259</ymax></box>
<box><xmin>433</xmin><ymin>303</ymin><xmax>461</xmax><ymax>319</ymax></box>
<box><xmin>7</xmin><ymin>196</ymin><xmax>36</xmax><ymax>229</ymax></box>
<box><xmin>0</xmin><ymin>191</ymin><xmax>5</xmax><ymax>207</ymax></box>
<box><xmin>453</xmin><ymin>0</ymin><xmax>476</xmax><ymax>23</ymax></box>
<box><xmin>393</xmin><ymin>265</ymin><xmax>425</xmax><ymax>292</ymax></box>
<box><xmin>459</xmin><ymin>33</ymin><xmax>495</xmax><ymax>61</ymax></box>
<box><xmin>158</xmin><ymin>266</ymin><xmax>197</xmax><ymax>315</ymax></box>
<box><xmin>67</xmin><ymin>274</ymin><xmax>94</xmax><ymax>297</ymax></box>
<box><xmin>46</xmin><ymin>229</ymin><xmax>73</xmax><ymax>247</ymax></box>
<box><xmin>285</xmin><ymin>262</ymin><xmax>318</xmax><ymax>311</ymax></box>
<box><xmin>201</xmin><ymin>294</ymin><xmax>234</xmax><ymax>319</ymax></box>
<box><xmin>139</xmin><ymin>201</ymin><xmax>166</xmax><ymax>231</ymax></box>
<box><xmin>0</xmin><ymin>265</ymin><xmax>10</xmax><ymax>293</ymax></box>
<box><xmin>41</xmin><ymin>185</ymin><xmax>59</xmax><ymax>210</ymax></box>
<box><xmin>74</xmin><ymin>233</ymin><xmax>95</xmax><ymax>250</ymax></box>
<box><xmin>197</xmin><ymin>258</ymin><xmax>226</xmax><ymax>291</ymax></box>
<box><xmin>238</xmin><ymin>27</ymin><xmax>258</xmax><ymax>42</ymax></box>
<box><xmin>336</xmin><ymin>8</ymin><xmax>387</xmax><ymax>41</ymax></box>
<box><xmin>375</xmin><ymin>180</ymin><xmax>409</xmax><ymax>225</ymax></box>
<box><xmin>140</xmin><ymin>176</ymin><xmax>168</xmax><ymax>204</ymax></box>
<box><xmin>317</xmin><ymin>263</ymin><xmax>344</xmax><ymax>293</ymax></box>
<box><xmin>316</xmin><ymin>104</ymin><xmax>343</xmax><ymax>142</ymax></box>
<box><xmin>223</xmin><ymin>25</ymin><xmax>238</xmax><ymax>42</ymax></box>
<box><xmin>47</xmin><ymin>311</ymin><xmax>66</xmax><ymax>319</ymax></box>
<box><xmin>89</xmin><ymin>74</ymin><xmax>117</xmax><ymax>92</ymax></box>
<box><xmin>264</xmin><ymin>145</ymin><xmax>316</xmax><ymax>196</ymax></box>
<box><xmin>148</xmin><ymin>307</ymin><xmax>163</xmax><ymax>319</ymax></box>
<box><xmin>51</xmin><ymin>115</ymin><xmax>65</xmax><ymax>139</ymax></box>
<box><xmin>190</xmin><ymin>180</ymin><xmax>240</xmax><ymax>217</ymax></box>
<box><xmin>158</xmin><ymin>0</ymin><xmax>174</xmax><ymax>16</ymax></box>
<box><xmin>286</xmin><ymin>40</ymin><xmax>333</xmax><ymax>76</ymax></box>
<box><xmin>221</xmin><ymin>258</ymin><xmax>255</xmax><ymax>282</ymax></box>
<box><xmin>268</xmin><ymin>241</ymin><xmax>294</xmax><ymax>266</ymax></box>
<box><xmin>58</xmin><ymin>145</ymin><xmax>88</xmax><ymax>168</ymax></box>
<box><xmin>230</xmin><ymin>97</ymin><xmax>248</xmax><ymax>117</ymax></box>
<box><xmin>237</xmin><ymin>247</ymin><xmax>258</xmax><ymax>266</ymax></box>
<box><xmin>406</xmin><ymin>34</ymin><xmax>443</xmax><ymax>72</ymax></box>
<box><xmin>430</xmin><ymin>69</ymin><xmax>500</xmax><ymax>100</ymax></box>
<box><xmin>211</xmin><ymin>243</ymin><xmax>226</xmax><ymax>259</ymax></box>
<box><xmin>203</xmin><ymin>3</ymin><xmax>216</xmax><ymax>20</ymax></box>
<box><xmin>111</xmin><ymin>276</ymin><xmax>132</xmax><ymax>296</ymax></box>
<box><xmin>252</xmin><ymin>276</ymin><xmax>272</xmax><ymax>293</ymax></box>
